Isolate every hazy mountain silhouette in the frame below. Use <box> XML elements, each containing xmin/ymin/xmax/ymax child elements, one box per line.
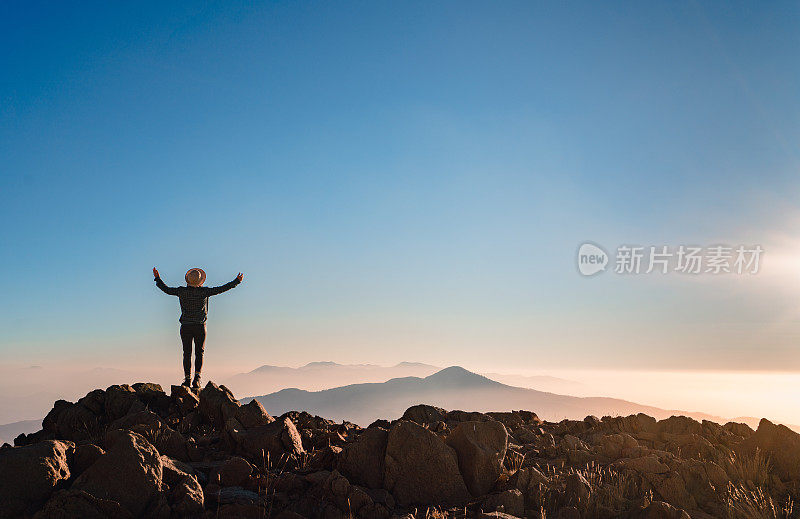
<box><xmin>245</xmin><ymin>366</ymin><xmax>730</xmax><ymax>426</ymax></box>
<box><xmin>224</xmin><ymin>361</ymin><xmax>440</xmax><ymax>396</ymax></box>
<box><xmin>0</xmin><ymin>419</ymin><xmax>39</xmax><ymax>445</ymax></box>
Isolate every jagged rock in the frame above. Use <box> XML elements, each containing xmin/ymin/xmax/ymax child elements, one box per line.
<box><xmin>110</xmin><ymin>409</ymin><xmax>191</xmax><ymax>461</ymax></box>
<box><xmin>0</xmin><ymin>439</ymin><xmax>73</xmax><ymax>518</ymax></box>
<box><xmin>236</xmin><ymin>400</ymin><xmax>274</xmax><ymax>428</ymax></box>
<box><xmin>446</xmin><ymin>420</ymin><xmax>508</xmax><ymax>496</ymax></box>
<box><xmin>170</xmin><ymin>385</ymin><xmax>200</xmax><ymax>414</ymax></box>
<box><xmin>401</xmin><ymin>404</ymin><xmax>447</xmax><ymax>425</ymax></box>
<box><xmin>724</xmin><ymin>421</ymin><xmax>753</xmax><ymax>438</ymax></box>
<box><xmin>308</xmin><ymin>444</ymin><xmax>342</xmax><ymax>471</ymax></box>
<box><xmin>230</xmin><ymin>416</ymin><xmax>305</xmax><ymax>464</ymax></box>
<box><xmin>199</xmin><ymin>382</ymin><xmax>241</xmax><ymax>428</ymax></box>
<box><xmin>71</xmin><ymin>443</ymin><xmax>105</xmax><ymax>477</ymax></box>
<box><xmin>482</xmin><ymin>489</ymin><xmax>524</xmax><ymax>516</ymax></box>
<box><xmin>739</xmin><ymin>418</ymin><xmax>800</xmax><ymax>481</ymax></box>
<box><xmin>630</xmin><ymin>500</ymin><xmax>691</xmax><ymax>519</ymax></box>
<box><xmin>32</xmin><ymin>489</ymin><xmax>133</xmax><ymax>519</ymax></box>
<box><xmin>612</xmin><ymin>455</ymin><xmax>670</xmax><ymax>474</ymax></box>
<box><xmin>170</xmin><ymin>475</ymin><xmax>204</xmax><ymax>515</ymax></box>
<box><xmin>104</xmin><ymin>385</ymin><xmax>145</xmax><ymax>421</ymax></box>
<box><xmin>72</xmin><ymin>430</ymin><xmax>163</xmax><ymax>517</ymax></box>
<box><xmin>160</xmin><ymin>454</ymin><xmax>200</xmax><ymax>486</ymax></box>
<box><xmin>338</xmin><ymin>426</ymin><xmax>388</xmax><ymax>489</ymax></box>
<box><xmin>384</xmin><ymin>420</ymin><xmax>470</xmax><ymax>507</ymax></box>
<box><xmin>214</xmin><ymin>456</ymin><xmax>253</xmax><ymax>486</ymax></box>
<box><xmin>206</xmin><ymin>485</ymin><xmax>260</xmax><ymax>505</ymax></box>
<box><xmin>564</xmin><ymin>472</ymin><xmax>591</xmax><ymax>508</ymax></box>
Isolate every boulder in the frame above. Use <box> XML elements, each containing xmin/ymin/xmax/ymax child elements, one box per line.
<box><xmin>401</xmin><ymin>404</ymin><xmax>447</xmax><ymax>425</ymax></box>
<box><xmin>214</xmin><ymin>456</ymin><xmax>253</xmax><ymax>487</ymax></box>
<box><xmin>71</xmin><ymin>443</ymin><xmax>105</xmax><ymax>477</ymax></box>
<box><xmin>338</xmin><ymin>427</ymin><xmax>388</xmax><ymax>489</ymax></box>
<box><xmin>0</xmin><ymin>439</ymin><xmax>74</xmax><ymax>518</ymax></box>
<box><xmin>236</xmin><ymin>400</ymin><xmax>274</xmax><ymax>428</ymax></box>
<box><xmin>739</xmin><ymin>418</ymin><xmax>800</xmax><ymax>481</ymax></box>
<box><xmin>104</xmin><ymin>385</ymin><xmax>145</xmax><ymax>421</ymax></box>
<box><xmin>160</xmin><ymin>455</ymin><xmax>200</xmax><ymax>486</ymax></box>
<box><xmin>230</xmin><ymin>416</ymin><xmax>305</xmax><ymax>464</ymax></box>
<box><xmin>612</xmin><ymin>455</ymin><xmax>670</xmax><ymax>474</ymax></box>
<box><xmin>383</xmin><ymin>420</ymin><xmax>470</xmax><ymax>506</ymax></box>
<box><xmin>565</xmin><ymin>473</ymin><xmax>590</xmax><ymax>508</ymax></box>
<box><xmin>630</xmin><ymin>500</ymin><xmax>691</xmax><ymax>519</ymax></box>
<box><xmin>445</xmin><ymin>420</ymin><xmax>508</xmax><ymax>496</ymax></box>
<box><xmin>482</xmin><ymin>489</ymin><xmax>524</xmax><ymax>516</ymax></box>
<box><xmin>199</xmin><ymin>382</ymin><xmax>240</xmax><ymax>428</ymax></box>
<box><xmin>170</xmin><ymin>475</ymin><xmax>204</xmax><ymax>515</ymax></box>
<box><xmin>71</xmin><ymin>430</ymin><xmax>163</xmax><ymax>517</ymax></box>
<box><xmin>170</xmin><ymin>385</ymin><xmax>200</xmax><ymax>414</ymax></box>
<box><xmin>32</xmin><ymin>489</ymin><xmax>133</xmax><ymax>519</ymax></box>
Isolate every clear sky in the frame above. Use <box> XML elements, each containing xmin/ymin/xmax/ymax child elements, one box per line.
<box><xmin>2</xmin><ymin>1</ymin><xmax>799</xmax><ymax>374</ymax></box>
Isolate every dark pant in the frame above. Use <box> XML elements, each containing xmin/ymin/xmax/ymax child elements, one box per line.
<box><xmin>180</xmin><ymin>323</ymin><xmax>206</xmax><ymax>377</ymax></box>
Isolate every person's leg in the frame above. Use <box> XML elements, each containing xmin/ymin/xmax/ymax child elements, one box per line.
<box><xmin>179</xmin><ymin>325</ymin><xmax>193</xmax><ymax>384</ymax></box>
<box><xmin>192</xmin><ymin>324</ymin><xmax>206</xmax><ymax>388</ymax></box>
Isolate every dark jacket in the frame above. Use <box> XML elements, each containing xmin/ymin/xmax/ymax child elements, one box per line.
<box><xmin>156</xmin><ymin>276</ymin><xmax>240</xmax><ymax>324</ymax></box>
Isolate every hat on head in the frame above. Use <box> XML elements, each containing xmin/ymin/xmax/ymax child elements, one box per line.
<box><xmin>185</xmin><ymin>268</ymin><xmax>206</xmax><ymax>287</ymax></box>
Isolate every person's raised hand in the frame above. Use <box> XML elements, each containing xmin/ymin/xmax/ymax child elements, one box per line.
<box><xmin>153</xmin><ymin>267</ymin><xmax>159</xmax><ymax>279</ymax></box>
<box><xmin>236</xmin><ymin>272</ymin><xmax>243</xmax><ymax>283</ymax></box>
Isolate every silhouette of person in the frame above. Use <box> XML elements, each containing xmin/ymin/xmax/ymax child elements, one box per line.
<box><xmin>153</xmin><ymin>267</ymin><xmax>243</xmax><ymax>388</ymax></box>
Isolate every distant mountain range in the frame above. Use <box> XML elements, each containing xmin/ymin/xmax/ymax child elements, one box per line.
<box><xmin>244</xmin><ymin>366</ymin><xmax>735</xmax><ymax>427</ymax></box>
<box><xmin>223</xmin><ymin>361</ymin><xmax>441</xmax><ymax>396</ymax></box>
<box><xmin>0</xmin><ymin>419</ymin><xmax>40</xmax><ymax>445</ymax></box>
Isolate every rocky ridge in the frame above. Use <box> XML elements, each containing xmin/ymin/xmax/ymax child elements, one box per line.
<box><xmin>1</xmin><ymin>381</ymin><xmax>798</xmax><ymax>518</ymax></box>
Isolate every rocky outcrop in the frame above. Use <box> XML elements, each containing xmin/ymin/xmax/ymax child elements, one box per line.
<box><xmin>4</xmin><ymin>382</ymin><xmax>799</xmax><ymax>518</ymax></box>
<box><xmin>0</xmin><ymin>439</ymin><xmax>73</xmax><ymax>518</ymax></box>
<box><xmin>71</xmin><ymin>430</ymin><xmax>165</xmax><ymax>517</ymax></box>
<box><xmin>384</xmin><ymin>420</ymin><xmax>470</xmax><ymax>506</ymax></box>
<box><xmin>446</xmin><ymin>420</ymin><xmax>508</xmax><ymax>496</ymax></box>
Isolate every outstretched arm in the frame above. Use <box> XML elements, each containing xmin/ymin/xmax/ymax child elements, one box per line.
<box><xmin>207</xmin><ymin>272</ymin><xmax>243</xmax><ymax>296</ymax></box>
<box><xmin>153</xmin><ymin>267</ymin><xmax>180</xmax><ymax>296</ymax></box>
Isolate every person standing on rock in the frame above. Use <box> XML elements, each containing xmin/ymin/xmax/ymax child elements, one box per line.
<box><xmin>153</xmin><ymin>267</ymin><xmax>243</xmax><ymax>389</ymax></box>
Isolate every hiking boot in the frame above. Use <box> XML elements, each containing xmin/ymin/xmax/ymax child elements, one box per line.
<box><xmin>181</xmin><ymin>376</ymin><xmax>191</xmax><ymax>387</ymax></box>
<box><xmin>192</xmin><ymin>374</ymin><xmax>202</xmax><ymax>389</ymax></box>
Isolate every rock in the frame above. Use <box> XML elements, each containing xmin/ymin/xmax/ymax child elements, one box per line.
<box><xmin>32</xmin><ymin>489</ymin><xmax>133</xmax><ymax>519</ymax></box>
<box><xmin>170</xmin><ymin>385</ymin><xmax>200</xmax><ymax>414</ymax></box>
<box><xmin>104</xmin><ymin>385</ymin><xmax>145</xmax><ymax>421</ymax></box>
<box><xmin>160</xmin><ymin>455</ymin><xmax>200</xmax><ymax>486</ymax></box>
<box><xmin>206</xmin><ymin>486</ymin><xmax>260</xmax><ymax>505</ymax></box>
<box><xmin>658</xmin><ymin>416</ymin><xmax>702</xmax><ymax>435</ymax></box>
<box><xmin>235</xmin><ymin>400</ymin><xmax>274</xmax><ymax>428</ymax></box>
<box><xmin>653</xmin><ymin>472</ymin><xmax>696</xmax><ymax>511</ymax></box>
<box><xmin>71</xmin><ymin>443</ymin><xmax>105</xmax><ymax>477</ymax></box>
<box><xmin>739</xmin><ymin>418</ymin><xmax>800</xmax><ymax>481</ymax></box>
<box><xmin>170</xmin><ymin>475</ymin><xmax>204</xmax><ymax>515</ymax></box>
<box><xmin>401</xmin><ymin>404</ymin><xmax>447</xmax><ymax>425</ymax></box>
<box><xmin>383</xmin><ymin>420</ymin><xmax>470</xmax><ymax>507</ymax></box>
<box><xmin>71</xmin><ymin>430</ymin><xmax>163</xmax><ymax>517</ymax></box>
<box><xmin>230</xmin><ymin>416</ymin><xmax>305</xmax><ymax>464</ymax></box>
<box><xmin>0</xmin><ymin>439</ymin><xmax>74</xmax><ymax>518</ymax></box>
<box><xmin>445</xmin><ymin>420</ymin><xmax>508</xmax><ymax>496</ymax></box>
<box><xmin>482</xmin><ymin>489</ymin><xmax>524</xmax><ymax>517</ymax></box>
<box><xmin>564</xmin><ymin>472</ymin><xmax>590</xmax><ymax>508</ymax></box>
<box><xmin>338</xmin><ymin>427</ymin><xmax>388</xmax><ymax>489</ymax></box>
<box><xmin>612</xmin><ymin>455</ymin><xmax>670</xmax><ymax>474</ymax></box>
<box><xmin>199</xmin><ymin>382</ymin><xmax>241</xmax><ymax>429</ymax></box>
<box><xmin>308</xmin><ymin>444</ymin><xmax>342</xmax><ymax>471</ymax></box>
<box><xmin>630</xmin><ymin>500</ymin><xmax>691</xmax><ymax>519</ymax></box>
<box><xmin>214</xmin><ymin>456</ymin><xmax>253</xmax><ymax>487</ymax></box>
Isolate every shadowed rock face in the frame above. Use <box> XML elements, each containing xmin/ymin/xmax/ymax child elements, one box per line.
<box><xmin>3</xmin><ymin>380</ymin><xmax>800</xmax><ymax>518</ymax></box>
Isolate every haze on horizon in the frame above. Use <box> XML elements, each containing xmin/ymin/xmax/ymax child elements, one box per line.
<box><xmin>2</xmin><ymin>3</ymin><xmax>800</xmax><ymax>428</ymax></box>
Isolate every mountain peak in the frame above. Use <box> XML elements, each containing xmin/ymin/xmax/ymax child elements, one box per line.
<box><xmin>424</xmin><ymin>366</ymin><xmax>501</xmax><ymax>386</ymax></box>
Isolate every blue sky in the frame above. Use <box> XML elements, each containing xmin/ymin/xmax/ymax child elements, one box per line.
<box><xmin>1</xmin><ymin>1</ymin><xmax>799</xmax><ymax>372</ymax></box>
